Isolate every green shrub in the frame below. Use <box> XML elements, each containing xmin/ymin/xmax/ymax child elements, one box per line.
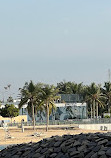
<box><xmin>104</xmin><ymin>115</ymin><xmax>110</xmax><ymax>118</ymax></box>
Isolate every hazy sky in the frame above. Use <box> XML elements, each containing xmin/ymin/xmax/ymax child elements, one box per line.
<box><xmin>0</xmin><ymin>0</ymin><xmax>111</xmax><ymax>99</ymax></box>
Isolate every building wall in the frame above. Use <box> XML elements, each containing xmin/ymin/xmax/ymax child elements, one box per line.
<box><xmin>34</xmin><ymin>103</ymin><xmax>87</xmax><ymax>121</ymax></box>
<box><xmin>58</xmin><ymin>94</ymin><xmax>83</xmax><ymax>103</ymax></box>
<box><xmin>79</xmin><ymin>124</ymin><xmax>111</xmax><ymax>131</ymax></box>
<box><xmin>0</xmin><ymin>115</ymin><xmax>27</xmax><ymax>123</ymax></box>
<box><xmin>52</xmin><ymin>103</ymin><xmax>87</xmax><ymax>120</ymax></box>
<box><xmin>0</xmin><ymin>97</ymin><xmax>87</xmax><ymax>122</ymax></box>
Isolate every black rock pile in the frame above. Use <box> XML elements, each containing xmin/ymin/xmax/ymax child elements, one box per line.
<box><xmin>1</xmin><ymin>133</ymin><xmax>111</xmax><ymax>158</ymax></box>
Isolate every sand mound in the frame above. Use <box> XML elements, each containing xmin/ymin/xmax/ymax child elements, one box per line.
<box><xmin>1</xmin><ymin>133</ymin><xmax>111</xmax><ymax>158</ymax></box>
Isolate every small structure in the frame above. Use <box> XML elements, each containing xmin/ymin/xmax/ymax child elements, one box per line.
<box><xmin>2</xmin><ymin>122</ymin><xmax>11</xmax><ymax>139</ymax></box>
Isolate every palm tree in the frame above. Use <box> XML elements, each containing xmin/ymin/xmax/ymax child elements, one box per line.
<box><xmin>102</xmin><ymin>82</ymin><xmax>111</xmax><ymax>113</ymax></box>
<box><xmin>85</xmin><ymin>83</ymin><xmax>104</xmax><ymax>118</ymax></box>
<box><xmin>40</xmin><ymin>84</ymin><xmax>59</xmax><ymax>131</ymax></box>
<box><xmin>19</xmin><ymin>81</ymin><xmax>41</xmax><ymax>130</ymax></box>
<box><xmin>57</xmin><ymin>81</ymin><xmax>84</xmax><ymax>94</ymax></box>
<box><xmin>7</xmin><ymin>96</ymin><xmax>13</xmax><ymax>103</ymax></box>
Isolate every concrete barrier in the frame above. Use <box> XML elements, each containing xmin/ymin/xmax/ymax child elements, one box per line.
<box><xmin>79</xmin><ymin>123</ymin><xmax>111</xmax><ymax>131</ymax></box>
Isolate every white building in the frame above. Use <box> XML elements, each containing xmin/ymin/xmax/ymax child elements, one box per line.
<box><xmin>0</xmin><ymin>95</ymin><xmax>87</xmax><ymax>122</ymax></box>
<box><xmin>53</xmin><ymin>103</ymin><xmax>87</xmax><ymax>120</ymax></box>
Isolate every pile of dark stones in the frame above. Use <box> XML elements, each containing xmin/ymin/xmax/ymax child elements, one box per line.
<box><xmin>1</xmin><ymin>132</ymin><xmax>111</xmax><ymax>158</ymax></box>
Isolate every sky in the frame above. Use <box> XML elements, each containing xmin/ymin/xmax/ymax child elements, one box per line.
<box><xmin>0</xmin><ymin>0</ymin><xmax>111</xmax><ymax>99</ymax></box>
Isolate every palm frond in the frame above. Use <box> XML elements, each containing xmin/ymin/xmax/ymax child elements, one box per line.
<box><xmin>18</xmin><ymin>97</ymin><xmax>28</xmax><ymax>109</ymax></box>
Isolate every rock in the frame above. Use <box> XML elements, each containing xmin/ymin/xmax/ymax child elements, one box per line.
<box><xmin>67</xmin><ymin>147</ymin><xmax>76</xmax><ymax>153</ymax></box>
<box><xmin>95</xmin><ymin>138</ymin><xmax>104</xmax><ymax>142</ymax></box>
<box><xmin>90</xmin><ymin>152</ymin><xmax>98</xmax><ymax>158</ymax></box>
<box><xmin>40</xmin><ymin>147</ymin><xmax>48</xmax><ymax>154</ymax></box>
<box><xmin>21</xmin><ymin>150</ymin><xmax>30</xmax><ymax>156</ymax></box>
<box><xmin>77</xmin><ymin>145</ymin><xmax>86</xmax><ymax>151</ymax></box>
<box><xmin>33</xmin><ymin>153</ymin><xmax>41</xmax><ymax>157</ymax></box>
<box><xmin>106</xmin><ymin>141</ymin><xmax>111</xmax><ymax>146</ymax></box>
<box><xmin>64</xmin><ymin>153</ymin><xmax>69</xmax><ymax>158</ymax></box>
<box><xmin>11</xmin><ymin>155</ymin><xmax>20</xmax><ymax>158</ymax></box>
<box><xmin>87</xmin><ymin>142</ymin><xmax>97</xmax><ymax>147</ymax></box>
<box><xmin>39</xmin><ymin>155</ymin><xmax>45</xmax><ymax>158</ymax></box>
<box><xmin>54</xmin><ymin>147</ymin><xmax>61</xmax><ymax>153</ymax></box>
<box><xmin>70</xmin><ymin>151</ymin><xmax>80</xmax><ymax>156</ymax></box>
<box><xmin>1</xmin><ymin>133</ymin><xmax>111</xmax><ymax>158</ymax></box>
<box><xmin>92</xmin><ymin>145</ymin><xmax>101</xmax><ymax>152</ymax></box>
<box><xmin>50</xmin><ymin>153</ymin><xmax>57</xmax><ymax>158</ymax></box>
<box><xmin>55</xmin><ymin>152</ymin><xmax>64</xmax><ymax>158</ymax></box>
<box><xmin>73</xmin><ymin>140</ymin><xmax>81</xmax><ymax>146</ymax></box>
<box><xmin>98</xmin><ymin>150</ymin><xmax>105</xmax><ymax>156</ymax></box>
<box><xmin>61</xmin><ymin>144</ymin><xmax>67</xmax><ymax>153</ymax></box>
<box><xmin>98</xmin><ymin>139</ymin><xmax>108</xmax><ymax>145</ymax></box>
<box><xmin>77</xmin><ymin>152</ymin><xmax>84</xmax><ymax>158</ymax></box>
<box><xmin>85</xmin><ymin>151</ymin><xmax>95</xmax><ymax>158</ymax></box>
<box><xmin>47</xmin><ymin>147</ymin><xmax>53</xmax><ymax>153</ymax></box>
<box><xmin>99</xmin><ymin>154</ymin><xmax>107</xmax><ymax>158</ymax></box>
<box><xmin>54</xmin><ymin>141</ymin><xmax>62</xmax><ymax>147</ymax></box>
<box><xmin>35</xmin><ymin>146</ymin><xmax>42</xmax><ymax>151</ymax></box>
<box><xmin>41</xmin><ymin>143</ymin><xmax>49</xmax><ymax>148</ymax></box>
<box><xmin>106</xmin><ymin>148</ymin><xmax>111</xmax><ymax>156</ymax></box>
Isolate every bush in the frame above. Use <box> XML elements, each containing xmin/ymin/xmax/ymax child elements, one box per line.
<box><xmin>104</xmin><ymin>115</ymin><xmax>110</xmax><ymax>118</ymax></box>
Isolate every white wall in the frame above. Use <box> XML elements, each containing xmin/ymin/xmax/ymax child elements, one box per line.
<box><xmin>79</xmin><ymin>124</ymin><xmax>111</xmax><ymax>131</ymax></box>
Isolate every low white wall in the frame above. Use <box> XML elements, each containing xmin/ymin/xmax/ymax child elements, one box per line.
<box><xmin>79</xmin><ymin>124</ymin><xmax>111</xmax><ymax>131</ymax></box>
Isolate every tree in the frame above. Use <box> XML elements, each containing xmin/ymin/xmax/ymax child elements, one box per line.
<box><xmin>57</xmin><ymin>81</ymin><xmax>84</xmax><ymax>94</ymax></box>
<box><xmin>102</xmin><ymin>82</ymin><xmax>111</xmax><ymax>113</ymax></box>
<box><xmin>19</xmin><ymin>81</ymin><xmax>42</xmax><ymax>130</ymax></box>
<box><xmin>85</xmin><ymin>83</ymin><xmax>104</xmax><ymax>118</ymax></box>
<box><xmin>7</xmin><ymin>96</ymin><xmax>13</xmax><ymax>103</ymax></box>
<box><xmin>0</xmin><ymin>104</ymin><xmax>19</xmax><ymax>123</ymax></box>
<box><xmin>41</xmin><ymin>84</ymin><xmax>59</xmax><ymax>131</ymax></box>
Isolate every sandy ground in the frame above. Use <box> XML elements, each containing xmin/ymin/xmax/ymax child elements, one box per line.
<box><xmin>0</xmin><ymin>127</ymin><xmax>108</xmax><ymax>145</ymax></box>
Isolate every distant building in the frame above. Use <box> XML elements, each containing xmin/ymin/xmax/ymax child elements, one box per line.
<box><xmin>0</xmin><ymin>94</ymin><xmax>87</xmax><ymax>122</ymax></box>
<box><xmin>53</xmin><ymin>103</ymin><xmax>87</xmax><ymax>120</ymax></box>
<box><xmin>57</xmin><ymin>94</ymin><xmax>83</xmax><ymax>103</ymax></box>
<box><xmin>51</xmin><ymin>94</ymin><xmax>86</xmax><ymax>120</ymax></box>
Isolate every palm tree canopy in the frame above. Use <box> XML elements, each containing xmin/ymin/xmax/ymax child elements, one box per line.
<box><xmin>85</xmin><ymin>83</ymin><xmax>105</xmax><ymax>108</ymax></box>
<box><xmin>102</xmin><ymin>82</ymin><xmax>111</xmax><ymax>99</ymax></box>
<box><xmin>19</xmin><ymin>81</ymin><xmax>41</xmax><ymax>110</ymax></box>
<box><xmin>39</xmin><ymin>84</ymin><xmax>59</xmax><ymax>114</ymax></box>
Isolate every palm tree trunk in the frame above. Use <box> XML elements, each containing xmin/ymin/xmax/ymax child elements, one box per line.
<box><xmin>93</xmin><ymin>100</ymin><xmax>95</xmax><ymax>118</ymax></box>
<box><xmin>32</xmin><ymin>102</ymin><xmax>35</xmax><ymax>130</ymax></box>
<box><xmin>11</xmin><ymin>117</ymin><xmax>12</xmax><ymax>125</ymax></box>
<box><xmin>96</xmin><ymin>102</ymin><xmax>98</xmax><ymax>118</ymax></box>
<box><xmin>46</xmin><ymin>102</ymin><xmax>49</xmax><ymax>132</ymax></box>
<box><xmin>91</xmin><ymin>104</ymin><xmax>93</xmax><ymax>119</ymax></box>
<box><xmin>40</xmin><ymin>111</ymin><xmax>42</xmax><ymax>124</ymax></box>
<box><xmin>108</xmin><ymin>101</ymin><xmax>110</xmax><ymax>113</ymax></box>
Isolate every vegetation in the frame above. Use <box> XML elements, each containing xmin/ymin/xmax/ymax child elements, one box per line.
<box><xmin>18</xmin><ymin>81</ymin><xmax>111</xmax><ymax>122</ymax></box>
<box><xmin>101</xmin><ymin>82</ymin><xmax>111</xmax><ymax>113</ymax></box>
<box><xmin>0</xmin><ymin>104</ymin><xmax>19</xmax><ymax>123</ymax></box>
<box><xmin>57</xmin><ymin>81</ymin><xmax>84</xmax><ymax>94</ymax></box>
<box><xmin>39</xmin><ymin>84</ymin><xmax>59</xmax><ymax>131</ymax></box>
<box><xmin>18</xmin><ymin>81</ymin><xmax>59</xmax><ymax>131</ymax></box>
<box><xmin>7</xmin><ymin>96</ymin><xmax>13</xmax><ymax>103</ymax></box>
<box><xmin>18</xmin><ymin>81</ymin><xmax>43</xmax><ymax>130</ymax></box>
<box><xmin>86</xmin><ymin>83</ymin><xmax>105</xmax><ymax>118</ymax></box>
<box><xmin>57</xmin><ymin>81</ymin><xmax>110</xmax><ymax>118</ymax></box>
<box><xmin>1</xmin><ymin>80</ymin><xmax>111</xmax><ymax>131</ymax></box>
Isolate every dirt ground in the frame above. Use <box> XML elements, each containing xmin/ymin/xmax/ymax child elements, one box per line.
<box><xmin>0</xmin><ymin>127</ymin><xmax>108</xmax><ymax>145</ymax></box>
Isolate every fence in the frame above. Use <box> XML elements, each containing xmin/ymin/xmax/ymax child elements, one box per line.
<box><xmin>5</xmin><ymin>118</ymin><xmax>111</xmax><ymax>127</ymax></box>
